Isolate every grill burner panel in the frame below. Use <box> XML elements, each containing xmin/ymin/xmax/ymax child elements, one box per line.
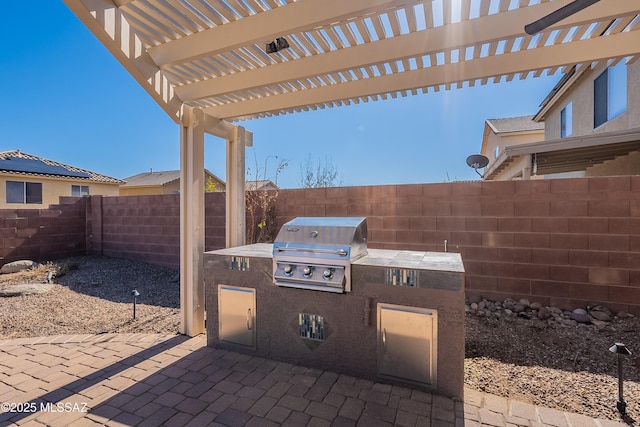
<box><xmin>272</xmin><ymin>217</ymin><xmax>367</xmax><ymax>293</ymax></box>
<box><xmin>274</xmin><ymin>259</ymin><xmax>346</xmax><ymax>292</ymax></box>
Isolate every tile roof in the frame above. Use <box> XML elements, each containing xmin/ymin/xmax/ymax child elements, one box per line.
<box><xmin>121</xmin><ymin>170</ymin><xmax>181</xmax><ymax>187</ymax></box>
<box><xmin>121</xmin><ymin>169</ymin><xmax>225</xmax><ymax>187</ymax></box>
<box><xmin>0</xmin><ymin>150</ymin><xmax>122</xmax><ymax>184</ymax></box>
<box><xmin>246</xmin><ymin>180</ymin><xmax>279</xmax><ymax>191</ymax></box>
<box><xmin>486</xmin><ymin>116</ymin><xmax>544</xmax><ymax>134</ymax></box>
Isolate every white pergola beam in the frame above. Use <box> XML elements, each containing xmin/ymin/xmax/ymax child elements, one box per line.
<box><xmin>147</xmin><ymin>0</ymin><xmax>421</xmax><ymax>68</ymax></box>
<box><xmin>179</xmin><ymin>107</ymin><xmax>206</xmax><ymax>337</ymax></box>
<box><xmin>226</xmin><ymin>126</ymin><xmax>250</xmax><ymax>248</ymax></box>
<box><xmin>63</xmin><ymin>0</ymin><xmax>239</xmax><ymax>139</ymax></box>
<box><xmin>176</xmin><ymin>0</ymin><xmax>638</xmax><ymax>102</ymax></box>
<box><xmin>204</xmin><ymin>29</ymin><xmax>640</xmax><ymax>119</ymax></box>
<box><xmin>63</xmin><ymin>0</ymin><xmax>182</xmax><ymax>121</ymax></box>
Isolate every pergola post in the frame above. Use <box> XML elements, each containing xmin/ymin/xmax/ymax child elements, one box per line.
<box><xmin>226</xmin><ymin>126</ymin><xmax>249</xmax><ymax>248</ymax></box>
<box><xmin>179</xmin><ymin>107</ymin><xmax>205</xmax><ymax>336</ymax></box>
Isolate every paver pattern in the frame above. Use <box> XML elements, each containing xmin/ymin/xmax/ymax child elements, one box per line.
<box><xmin>0</xmin><ymin>334</ymin><xmax>629</xmax><ymax>426</ymax></box>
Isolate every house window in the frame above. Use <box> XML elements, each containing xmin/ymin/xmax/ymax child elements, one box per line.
<box><xmin>560</xmin><ymin>102</ymin><xmax>572</xmax><ymax>138</ymax></box>
<box><xmin>594</xmin><ymin>62</ymin><xmax>627</xmax><ymax>128</ymax></box>
<box><xmin>6</xmin><ymin>181</ymin><xmax>43</xmax><ymax>204</ymax></box>
<box><xmin>72</xmin><ymin>185</ymin><xmax>90</xmax><ymax>196</ymax></box>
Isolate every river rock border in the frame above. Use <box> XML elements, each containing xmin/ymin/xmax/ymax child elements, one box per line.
<box><xmin>465</xmin><ymin>296</ymin><xmax>634</xmax><ymax>328</ymax></box>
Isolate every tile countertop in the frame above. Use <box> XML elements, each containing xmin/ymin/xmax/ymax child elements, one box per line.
<box><xmin>205</xmin><ymin>244</ymin><xmax>464</xmax><ymax>273</ymax></box>
<box><xmin>354</xmin><ymin>248</ymin><xmax>464</xmax><ymax>273</ymax></box>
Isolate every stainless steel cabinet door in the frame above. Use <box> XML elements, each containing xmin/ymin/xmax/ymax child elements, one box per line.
<box><xmin>218</xmin><ymin>285</ymin><xmax>256</xmax><ymax>348</ymax></box>
<box><xmin>377</xmin><ymin>303</ymin><xmax>437</xmax><ymax>387</ymax></box>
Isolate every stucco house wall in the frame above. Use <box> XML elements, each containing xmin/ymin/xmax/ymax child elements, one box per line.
<box><xmin>544</xmin><ymin>60</ymin><xmax>640</xmax><ymax>139</ymax></box>
<box><xmin>0</xmin><ymin>175</ymin><xmax>119</xmax><ymax>209</ymax></box>
<box><xmin>0</xmin><ymin>151</ymin><xmax>122</xmax><ymax>209</ymax></box>
<box><xmin>119</xmin><ymin>180</ymin><xmax>181</xmax><ymax>196</ymax></box>
<box><xmin>483</xmin><ymin>131</ymin><xmax>542</xmax><ymax>166</ymax></box>
<box><xmin>119</xmin><ymin>170</ymin><xmax>225</xmax><ymax>196</ymax></box>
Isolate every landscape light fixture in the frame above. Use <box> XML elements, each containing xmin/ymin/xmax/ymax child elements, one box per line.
<box><xmin>132</xmin><ymin>289</ymin><xmax>140</xmax><ymax>320</ymax></box>
<box><xmin>265</xmin><ymin>37</ymin><xmax>290</xmax><ymax>54</ymax></box>
<box><xmin>466</xmin><ymin>154</ymin><xmax>489</xmax><ymax>178</ymax></box>
<box><xmin>609</xmin><ymin>342</ymin><xmax>632</xmax><ymax>415</ymax></box>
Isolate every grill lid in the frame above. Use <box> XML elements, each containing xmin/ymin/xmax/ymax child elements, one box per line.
<box><xmin>273</xmin><ymin>217</ymin><xmax>368</xmax><ymax>261</ymax></box>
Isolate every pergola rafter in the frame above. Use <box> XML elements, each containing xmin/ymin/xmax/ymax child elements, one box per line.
<box><xmin>203</xmin><ymin>28</ymin><xmax>640</xmax><ymax>119</ymax></box>
<box><xmin>65</xmin><ymin>0</ymin><xmax>640</xmax><ymax>126</ymax></box>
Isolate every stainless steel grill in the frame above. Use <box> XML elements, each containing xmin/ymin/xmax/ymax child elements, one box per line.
<box><xmin>272</xmin><ymin>217</ymin><xmax>368</xmax><ymax>293</ymax></box>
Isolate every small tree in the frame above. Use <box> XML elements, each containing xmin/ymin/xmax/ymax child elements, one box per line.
<box><xmin>205</xmin><ymin>175</ymin><xmax>220</xmax><ymax>192</ymax></box>
<box><xmin>245</xmin><ymin>152</ymin><xmax>288</xmax><ymax>243</ymax></box>
<box><xmin>298</xmin><ymin>154</ymin><xmax>342</xmax><ymax>188</ymax></box>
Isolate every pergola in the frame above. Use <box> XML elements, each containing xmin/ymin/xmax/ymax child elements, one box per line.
<box><xmin>63</xmin><ymin>0</ymin><xmax>640</xmax><ymax>336</ymax></box>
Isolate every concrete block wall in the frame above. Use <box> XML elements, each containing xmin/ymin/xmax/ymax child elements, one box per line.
<box><xmin>98</xmin><ymin>194</ymin><xmax>181</xmax><ymax>268</ymax></box>
<box><xmin>275</xmin><ymin>177</ymin><xmax>640</xmax><ymax>315</ymax></box>
<box><xmin>94</xmin><ymin>192</ymin><xmax>226</xmax><ymax>269</ymax></box>
<box><xmin>1</xmin><ymin>177</ymin><xmax>637</xmax><ymax>314</ymax></box>
<box><xmin>0</xmin><ymin>197</ymin><xmax>87</xmax><ymax>264</ymax></box>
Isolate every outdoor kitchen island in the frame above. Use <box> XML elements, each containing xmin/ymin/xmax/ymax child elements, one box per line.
<box><xmin>204</xmin><ymin>218</ymin><xmax>465</xmax><ymax>399</ymax></box>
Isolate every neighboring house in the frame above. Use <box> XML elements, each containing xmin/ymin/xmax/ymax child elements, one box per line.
<box><xmin>480</xmin><ymin>116</ymin><xmax>545</xmax><ymax>180</ymax></box>
<box><xmin>246</xmin><ymin>180</ymin><xmax>278</xmax><ymax>191</ymax></box>
<box><xmin>483</xmin><ymin>58</ymin><xmax>640</xmax><ymax>180</ymax></box>
<box><xmin>0</xmin><ymin>150</ymin><xmax>121</xmax><ymax>208</ymax></box>
<box><xmin>120</xmin><ymin>170</ymin><xmax>225</xmax><ymax>196</ymax></box>
<box><xmin>120</xmin><ymin>170</ymin><xmax>279</xmax><ymax>196</ymax></box>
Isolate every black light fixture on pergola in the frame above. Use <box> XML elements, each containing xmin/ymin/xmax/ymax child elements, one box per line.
<box><xmin>265</xmin><ymin>37</ymin><xmax>290</xmax><ymax>54</ymax></box>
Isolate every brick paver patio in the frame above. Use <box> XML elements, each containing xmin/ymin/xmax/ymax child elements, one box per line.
<box><xmin>0</xmin><ymin>334</ymin><xmax>629</xmax><ymax>426</ymax></box>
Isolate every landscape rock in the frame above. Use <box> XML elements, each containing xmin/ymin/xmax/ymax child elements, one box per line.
<box><xmin>592</xmin><ymin>305</ymin><xmax>611</xmax><ymax>314</ymax></box>
<box><xmin>518</xmin><ymin>299</ymin><xmax>531</xmax><ymax>308</ymax></box>
<box><xmin>467</xmin><ymin>294</ymin><xmax>482</xmax><ymax>304</ymax></box>
<box><xmin>560</xmin><ymin>318</ymin><xmax>578</xmax><ymax>327</ymax></box>
<box><xmin>0</xmin><ymin>283</ymin><xmax>52</xmax><ymax>297</ymax></box>
<box><xmin>589</xmin><ymin>306</ymin><xmax>612</xmax><ymax>322</ymax></box>
<box><xmin>537</xmin><ymin>307</ymin><xmax>552</xmax><ymax>320</ymax></box>
<box><xmin>589</xmin><ymin>310</ymin><xmax>611</xmax><ymax>322</ymax></box>
<box><xmin>1</xmin><ymin>260</ymin><xmax>38</xmax><ymax>274</ymax></box>
<box><xmin>570</xmin><ymin>311</ymin><xmax>592</xmax><ymax>324</ymax></box>
<box><xmin>513</xmin><ymin>304</ymin><xmax>525</xmax><ymax>313</ymax></box>
<box><xmin>465</xmin><ymin>297</ymin><xmax>621</xmax><ymax>329</ymax></box>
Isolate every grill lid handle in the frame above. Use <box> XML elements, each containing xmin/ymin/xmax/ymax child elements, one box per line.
<box><xmin>275</xmin><ymin>247</ymin><xmax>348</xmax><ymax>256</ymax></box>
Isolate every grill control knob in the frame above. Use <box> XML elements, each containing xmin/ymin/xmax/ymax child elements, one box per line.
<box><xmin>303</xmin><ymin>266</ymin><xmax>312</xmax><ymax>276</ymax></box>
<box><xmin>323</xmin><ymin>269</ymin><xmax>333</xmax><ymax>279</ymax></box>
<box><xmin>283</xmin><ymin>265</ymin><xmax>293</xmax><ymax>276</ymax></box>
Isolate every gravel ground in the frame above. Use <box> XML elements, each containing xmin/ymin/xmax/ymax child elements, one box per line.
<box><xmin>0</xmin><ymin>256</ymin><xmax>181</xmax><ymax>339</ymax></box>
<box><xmin>0</xmin><ymin>256</ymin><xmax>638</xmax><ymax>423</ymax></box>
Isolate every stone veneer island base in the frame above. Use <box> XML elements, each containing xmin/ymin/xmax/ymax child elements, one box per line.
<box><xmin>204</xmin><ymin>243</ymin><xmax>465</xmax><ymax>399</ymax></box>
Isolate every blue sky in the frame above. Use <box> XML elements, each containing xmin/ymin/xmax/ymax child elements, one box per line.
<box><xmin>2</xmin><ymin>2</ymin><xmax>560</xmax><ymax>188</ymax></box>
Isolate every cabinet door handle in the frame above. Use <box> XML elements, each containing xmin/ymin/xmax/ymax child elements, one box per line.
<box><xmin>382</xmin><ymin>328</ymin><xmax>387</xmax><ymax>352</ymax></box>
<box><xmin>247</xmin><ymin>309</ymin><xmax>253</xmax><ymax>330</ymax></box>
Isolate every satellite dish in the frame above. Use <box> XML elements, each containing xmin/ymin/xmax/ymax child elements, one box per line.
<box><xmin>466</xmin><ymin>154</ymin><xmax>489</xmax><ymax>178</ymax></box>
<box><xmin>525</xmin><ymin>0</ymin><xmax>599</xmax><ymax>35</ymax></box>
